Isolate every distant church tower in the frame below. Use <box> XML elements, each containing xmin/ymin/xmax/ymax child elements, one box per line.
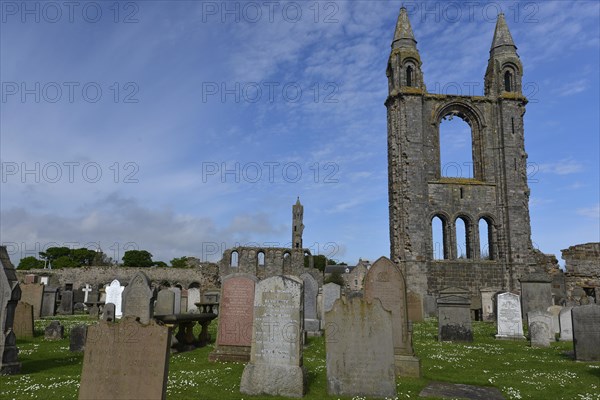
<box><xmin>292</xmin><ymin>197</ymin><xmax>304</xmax><ymax>249</ymax></box>
<box><xmin>386</xmin><ymin>8</ymin><xmax>545</xmax><ymax>301</ymax></box>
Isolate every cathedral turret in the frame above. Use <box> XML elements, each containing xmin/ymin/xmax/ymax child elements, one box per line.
<box><xmin>292</xmin><ymin>197</ymin><xmax>304</xmax><ymax>249</ymax></box>
<box><xmin>485</xmin><ymin>14</ymin><xmax>523</xmax><ymax>96</ymax></box>
<box><xmin>387</xmin><ymin>7</ymin><xmax>425</xmax><ymax>93</ymax></box>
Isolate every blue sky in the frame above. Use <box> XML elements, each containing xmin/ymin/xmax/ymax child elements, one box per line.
<box><xmin>1</xmin><ymin>1</ymin><xmax>598</xmax><ymax>266</ymax></box>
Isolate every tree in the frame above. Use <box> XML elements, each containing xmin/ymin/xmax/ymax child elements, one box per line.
<box><xmin>17</xmin><ymin>256</ymin><xmax>44</xmax><ymax>270</ymax></box>
<box><xmin>39</xmin><ymin>247</ymin><xmax>71</xmax><ymax>266</ymax></box>
<box><xmin>52</xmin><ymin>255</ymin><xmax>80</xmax><ymax>269</ymax></box>
<box><xmin>306</xmin><ymin>254</ymin><xmax>337</xmax><ymax>272</ymax></box>
<box><xmin>122</xmin><ymin>250</ymin><xmax>153</xmax><ymax>268</ymax></box>
<box><xmin>170</xmin><ymin>256</ymin><xmax>189</xmax><ymax>269</ymax></box>
<box><xmin>71</xmin><ymin>248</ymin><xmax>97</xmax><ymax>266</ymax></box>
<box><xmin>153</xmin><ymin>261</ymin><xmax>168</xmax><ymax>268</ymax></box>
<box><xmin>324</xmin><ymin>270</ymin><xmax>345</xmax><ymax>286</ymax></box>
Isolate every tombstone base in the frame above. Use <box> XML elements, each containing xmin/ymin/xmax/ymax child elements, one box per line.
<box><xmin>495</xmin><ymin>334</ymin><xmax>526</xmax><ymax>340</ymax></box>
<box><xmin>0</xmin><ymin>360</ymin><xmax>21</xmax><ymax>375</ymax></box>
<box><xmin>208</xmin><ymin>345</ymin><xmax>251</xmax><ymax>363</ymax></box>
<box><xmin>240</xmin><ymin>364</ymin><xmax>306</xmax><ymax>398</ymax></box>
<box><xmin>395</xmin><ymin>354</ymin><xmax>421</xmax><ymax>378</ymax></box>
<box><xmin>305</xmin><ymin>319</ymin><xmax>321</xmax><ymax>337</ymax></box>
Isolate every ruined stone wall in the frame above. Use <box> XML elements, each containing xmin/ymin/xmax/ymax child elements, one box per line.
<box><xmin>15</xmin><ymin>265</ymin><xmax>220</xmax><ymax>291</ymax></box>
<box><xmin>562</xmin><ymin>243</ymin><xmax>600</xmax><ymax>301</ymax></box>
<box><xmin>218</xmin><ymin>247</ymin><xmax>322</xmax><ymax>284</ymax></box>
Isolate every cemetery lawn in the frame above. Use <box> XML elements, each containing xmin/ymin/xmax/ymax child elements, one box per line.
<box><xmin>1</xmin><ymin>317</ymin><xmax>598</xmax><ymax>400</ymax></box>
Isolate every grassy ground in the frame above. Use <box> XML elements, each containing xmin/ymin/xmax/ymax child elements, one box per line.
<box><xmin>0</xmin><ymin>316</ymin><xmax>598</xmax><ymax>400</ymax></box>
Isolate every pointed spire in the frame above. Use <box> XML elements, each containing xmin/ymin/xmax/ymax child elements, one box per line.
<box><xmin>295</xmin><ymin>196</ymin><xmax>301</xmax><ymax>205</ymax></box>
<box><xmin>392</xmin><ymin>7</ymin><xmax>417</xmax><ymax>49</ymax></box>
<box><xmin>490</xmin><ymin>13</ymin><xmax>516</xmax><ymax>52</ymax></box>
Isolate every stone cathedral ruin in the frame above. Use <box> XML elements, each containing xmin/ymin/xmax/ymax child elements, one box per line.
<box><xmin>386</xmin><ymin>9</ymin><xmax>561</xmax><ymax>309</ymax></box>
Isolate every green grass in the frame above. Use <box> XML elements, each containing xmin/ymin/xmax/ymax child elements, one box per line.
<box><xmin>1</xmin><ymin>316</ymin><xmax>599</xmax><ymax>400</ymax></box>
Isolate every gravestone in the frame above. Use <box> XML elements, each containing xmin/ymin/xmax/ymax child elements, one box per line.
<box><xmin>88</xmin><ymin>304</ymin><xmax>100</xmax><ymax>318</ymax></box>
<box><xmin>209</xmin><ymin>273</ymin><xmax>257</xmax><ymax>362</ymax></box>
<box><xmin>240</xmin><ymin>275</ymin><xmax>306</xmax><ymax>397</ymax></box>
<box><xmin>364</xmin><ymin>256</ymin><xmax>420</xmax><ymax>378</ymax></box>
<box><xmin>437</xmin><ymin>287</ymin><xmax>473</xmax><ymax>342</ymax></box>
<box><xmin>480</xmin><ymin>288</ymin><xmax>496</xmax><ymax>321</ymax></box>
<box><xmin>0</xmin><ymin>246</ymin><xmax>21</xmax><ymax>374</ymax></box>
<box><xmin>13</xmin><ymin>302</ymin><xmax>34</xmax><ymax>338</ymax></box>
<box><xmin>300</xmin><ymin>273</ymin><xmax>320</xmax><ymax>335</ymax></box>
<box><xmin>325</xmin><ymin>297</ymin><xmax>396</xmax><ymax>398</ymax></box>
<box><xmin>572</xmin><ymin>304</ymin><xmax>600</xmax><ymax>361</ymax></box>
<box><xmin>44</xmin><ymin>320</ymin><xmax>64</xmax><ymax>340</ymax></box>
<box><xmin>58</xmin><ymin>290</ymin><xmax>74</xmax><ymax>315</ymax></box>
<box><xmin>20</xmin><ymin>283</ymin><xmax>44</xmax><ymax>319</ymax></box>
<box><xmin>180</xmin><ymin>289</ymin><xmax>188</xmax><ymax>313</ymax></box>
<box><xmin>70</xmin><ymin>324</ymin><xmax>87</xmax><ymax>352</ymax></box>
<box><xmin>495</xmin><ymin>292</ymin><xmax>525</xmax><ymax>340</ymax></box>
<box><xmin>169</xmin><ymin>287</ymin><xmax>182</xmax><ymax>314</ymax></box>
<box><xmin>41</xmin><ymin>286</ymin><xmax>58</xmax><ymax>317</ymax></box>
<box><xmin>547</xmin><ymin>305</ymin><xmax>563</xmax><ymax>335</ymax></box>
<box><xmin>121</xmin><ymin>272</ymin><xmax>154</xmax><ymax>324</ymax></box>
<box><xmin>81</xmin><ymin>284</ymin><xmax>93</xmax><ymax>304</ymax></box>
<box><xmin>105</xmin><ymin>280</ymin><xmax>124</xmax><ymax>318</ymax></box>
<box><xmin>407</xmin><ymin>291</ymin><xmax>423</xmax><ymax>322</ymax></box>
<box><xmin>99</xmin><ymin>288</ymin><xmax>106</xmax><ymax>303</ymax></box>
<box><xmin>527</xmin><ymin>311</ymin><xmax>553</xmax><ymax>347</ymax></box>
<box><xmin>78</xmin><ymin>316</ymin><xmax>171</xmax><ymax>400</ymax></box>
<box><xmin>24</xmin><ymin>274</ymin><xmax>37</xmax><ymax>284</ymax></box>
<box><xmin>322</xmin><ymin>283</ymin><xmax>341</xmax><ymax>314</ymax></box>
<box><xmin>73</xmin><ymin>287</ymin><xmax>86</xmax><ymax>304</ymax></box>
<box><xmin>519</xmin><ymin>273</ymin><xmax>553</xmax><ymax>317</ymax></box>
<box><xmin>187</xmin><ymin>288</ymin><xmax>201</xmax><ymax>313</ymax></box>
<box><xmin>559</xmin><ymin>306</ymin><xmax>573</xmax><ymax>341</ymax></box>
<box><xmin>154</xmin><ymin>289</ymin><xmax>175</xmax><ymax>316</ymax></box>
<box><xmin>102</xmin><ymin>303</ymin><xmax>115</xmax><ymax>321</ymax></box>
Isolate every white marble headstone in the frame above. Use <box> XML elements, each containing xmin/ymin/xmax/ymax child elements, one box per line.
<box><xmin>105</xmin><ymin>280</ymin><xmax>124</xmax><ymax>318</ymax></box>
<box><xmin>495</xmin><ymin>292</ymin><xmax>525</xmax><ymax>339</ymax></box>
<box><xmin>187</xmin><ymin>288</ymin><xmax>201</xmax><ymax>313</ymax></box>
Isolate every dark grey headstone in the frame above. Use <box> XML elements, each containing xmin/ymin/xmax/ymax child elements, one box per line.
<box><xmin>0</xmin><ymin>246</ymin><xmax>22</xmax><ymax>374</ymax></box>
<box><xmin>102</xmin><ymin>303</ymin><xmax>116</xmax><ymax>321</ymax></box>
<box><xmin>154</xmin><ymin>289</ymin><xmax>175</xmax><ymax>316</ymax></box>
<box><xmin>74</xmin><ymin>302</ymin><xmax>85</xmax><ymax>314</ymax></box>
<box><xmin>300</xmin><ymin>273</ymin><xmax>319</xmax><ymax>334</ymax></box>
<box><xmin>58</xmin><ymin>291</ymin><xmax>74</xmax><ymax>315</ymax></box>
<box><xmin>121</xmin><ymin>272</ymin><xmax>154</xmax><ymax>324</ymax></box>
<box><xmin>88</xmin><ymin>304</ymin><xmax>100</xmax><ymax>318</ymax></box>
<box><xmin>41</xmin><ymin>287</ymin><xmax>58</xmax><ymax>317</ymax></box>
<box><xmin>437</xmin><ymin>287</ymin><xmax>473</xmax><ymax>342</ymax></box>
<box><xmin>572</xmin><ymin>304</ymin><xmax>600</xmax><ymax>361</ymax></box>
<box><xmin>44</xmin><ymin>320</ymin><xmax>64</xmax><ymax>340</ymax></box>
<box><xmin>519</xmin><ymin>273</ymin><xmax>552</xmax><ymax>317</ymax></box>
<box><xmin>70</xmin><ymin>324</ymin><xmax>87</xmax><ymax>352</ymax></box>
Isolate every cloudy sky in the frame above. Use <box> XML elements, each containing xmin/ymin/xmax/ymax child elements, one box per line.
<box><xmin>1</xmin><ymin>1</ymin><xmax>598</xmax><ymax>266</ymax></box>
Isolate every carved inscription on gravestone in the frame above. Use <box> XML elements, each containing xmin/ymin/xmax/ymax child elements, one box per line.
<box><xmin>78</xmin><ymin>316</ymin><xmax>171</xmax><ymax>400</ymax></box>
<box><xmin>217</xmin><ymin>275</ymin><xmax>255</xmax><ymax>347</ymax></box>
<box><xmin>495</xmin><ymin>293</ymin><xmax>524</xmax><ymax>339</ymax></box>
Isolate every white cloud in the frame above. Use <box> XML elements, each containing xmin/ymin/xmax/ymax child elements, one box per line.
<box><xmin>537</xmin><ymin>159</ymin><xmax>584</xmax><ymax>175</ymax></box>
<box><xmin>577</xmin><ymin>204</ymin><xmax>600</xmax><ymax>219</ymax></box>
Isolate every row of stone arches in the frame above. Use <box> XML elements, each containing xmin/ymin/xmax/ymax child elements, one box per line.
<box><xmin>431</xmin><ymin>213</ymin><xmax>496</xmax><ymax>261</ymax></box>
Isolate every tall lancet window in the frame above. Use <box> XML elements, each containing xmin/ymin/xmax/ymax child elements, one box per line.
<box><xmin>504</xmin><ymin>71</ymin><xmax>513</xmax><ymax>92</ymax></box>
<box><xmin>406</xmin><ymin>66</ymin><xmax>414</xmax><ymax>87</ymax></box>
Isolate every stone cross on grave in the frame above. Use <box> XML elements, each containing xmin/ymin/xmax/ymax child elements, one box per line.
<box><xmin>82</xmin><ymin>284</ymin><xmax>92</xmax><ymax>303</ymax></box>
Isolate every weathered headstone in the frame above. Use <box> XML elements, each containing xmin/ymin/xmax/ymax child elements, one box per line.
<box><xmin>41</xmin><ymin>286</ymin><xmax>58</xmax><ymax>317</ymax></box>
<box><xmin>520</xmin><ymin>273</ymin><xmax>553</xmax><ymax>317</ymax></box>
<box><xmin>407</xmin><ymin>291</ymin><xmax>423</xmax><ymax>322</ymax></box>
<box><xmin>300</xmin><ymin>273</ymin><xmax>320</xmax><ymax>335</ymax></box>
<box><xmin>572</xmin><ymin>304</ymin><xmax>600</xmax><ymax>361</ymax></box>
<box><xmin>364</xmin><ymin>256</ymin><xmax>420</xmax><ymax>378</ymax></box>
<box><xmin>169</xmin><ymin>287</ymin><xmax>182</xmax><ymax>314</ymax></box>
<box><xmin>495</xmin><ymin>292</ymin><xmax>525</xmax><ymax>340</ymax></box>
<box><xmin>105</xmin><ymin>280</ymin><xmax>124</xmax><ymax>318</ymax></box>
<box><xmin>44</xmin><ymin>320</ymin><xmax>64</xmax><ymax>340</ymax></box>
<box><xmin>180</xmin><ymin>289</ymin><xmax>188</xmax><ymax>313</ymax></box>
<box><xmin>547</xmin><ymin>305</ymin><xmax>563</xmax><ymax>335</ymax></box>
<box><xmin>209</xmin><ymin>273</ymin><xmax>257</xmax><ymax>362</ymax></box>
<box><xmin>13</xmin><ymin>302</ymin><xmax>34</xmax><ymax>338</ymax></box>
<box><xmin>325</xmin><ymin>297</ymin><xmax>396</xmax><ymax>398</ymax></box>
<box><xmin>121</xmin><ymin>272</ymin><xmax>154</xmax><ymax>324</ymax></box>
<box><xmin>240</xmin><ymin>275</ymin><xmax>306</xmax><ymax>398</ymax></box>
<box><xmin>187</xmin><ymin>288</ymin><xmax>201</xmax><ymax>313</ymax></box>
<box><xmin>70</xmin><ymin>324</ymin><xmax>87</xmax><ymax>352</ymax></box>
<box><xmin>88</xmin><ymin>304</ymin><xmax>100</xmax><ymax>318</ymax></box>
<box><xmin>102</xmin><ymin>303</ymin><xmax>116</xmax><ymax>321</ymax></box>
<box><xmin>58</xmin><ymin>290</ymin><xmax>74</xmax><ymax>315</ymax></box>
<box><xmin>19</xmin><ymin>283</ymin><xmax>44</xmax><ymax>319</ymax></box>
<box><xmin>0</xmin><ymin>246</ymin><xmax>21</xmax><ymax>374</ymax></box>
<box><xmin>437</xmin><ymin>287</ymin><xmax>473</xmax><ymax>342</ymax></box>
<box><xmin>480</xmin><ymin>288</ymin><xmax>497</xmax><ymax>321</ymax></box>
<box><xmin>24</xmin><ymin>274</ymin><xmax>37</xmax><ymax>284</ymax></box>
<box><xmin>322</xmin><ymin>283</ymin><xmax>341</xmax><ymax>314</ymax></box>
<box><xmin>154</xmin><ymin>289</ymin><xmax>175</xmax><ymax>316</ymax></box>
<box><xmin>559</xmin><ymin>306</ymin><xmax>573</xmax><ymax>341</ymax></box>
<box><xmin>527</xmin><ymin>311</ymin><xmax>553</xmax><ymax>347</ymax></box>
<box><xmin>78</xmin><ymin>316</ymin><xmax>171</xmax><ymax>400</ymax></box>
